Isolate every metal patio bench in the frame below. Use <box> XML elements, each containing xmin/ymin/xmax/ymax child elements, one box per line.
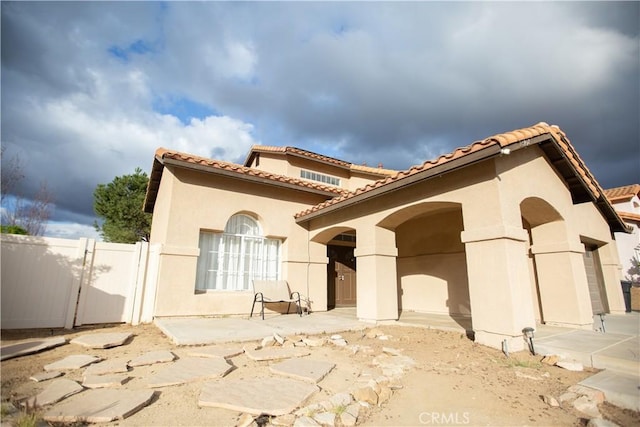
<box><xmin>250</xmin><ymin>280</ymin><xmax>302</xmax><ymax>320</ymax></box>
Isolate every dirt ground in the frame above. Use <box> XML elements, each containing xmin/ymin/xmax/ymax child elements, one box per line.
<box><xmin>1</xmin><ymin>323</ymin><xmax>639</xmax><ymax>426</ymax></box>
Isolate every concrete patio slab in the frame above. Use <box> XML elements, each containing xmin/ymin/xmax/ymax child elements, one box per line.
<box><xmin>579</xmin><ymin>370</ymin><xmax>640</xmax><ymax>411</ymax></box>
<box><xmin>187</xmin><ymin>346</ymin><xmax>244</xmax><ymax>359</ymax></box>
<box><xmin>44</xmin><ymin>355</ymin><xmax>101</xmax><ymax>371</ymax></box>
<box><xmin>30</xmin><ymin>371</ymin><xmax>63</xmax><ymax>382</ymax></box>
<box><xmin>592</xmin><ymin>336</ymin><xmax>640</xmax><ymax>375</ymax></box>
<box><xmin>83</xmin><ymin>357</ymin><xmax>130</xmax><ymax>376</ymax></box>
<box><xmin>147</xmin><ymin>357</ymin><xmax>233</xmax><ymax>388</ymax></box>
<box><xmin>43</xmin><ymin>389</ymin><xmax>155</xmax><ymax>423</ymax></box>
<box><xmin>70</xmin><ymin>332</ymin><xmax>133</xmax><ymax>349</ymax></box>
<box><xmin>83</xmin><ymin>373</ymin><xmax>129</xmax><ymax>389</ymax></box>
<box><xmin>128</xmin><ymin>350</ymin><xmax>176</xmax><ymax>367</ymax></box>
<box><xmin>24</xmin><ymin>379</ymin><xmax>83</xmax><ymax>408</ymax></box>
<box><xmin>199</xmin><ymin>377</ymin><xmax>319</xmax><ymax>416</ymax></box>
<box><xmin>0</xmin><ymin>336</ymin><xmax>66</xmax><ymax>361</ymax></box>
<box><xmin>155</xmin><ymin>311</ymin><xmax>367</xmax><ymax>346</ymax></box>
<box><xmin>244</xmin><ymin>346</ymin><xmax>310</xmax><ymax>361</ymax></box>
<box><xmin>270</xmin><ymin>358</ymin><xmax>335</xmax><ymax>383</ymax></box>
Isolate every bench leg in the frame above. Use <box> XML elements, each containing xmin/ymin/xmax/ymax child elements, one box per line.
<box><xmin>261</xmin><ymin>301</ymin><xmax>265</xmax><ymax>320</ymax></box>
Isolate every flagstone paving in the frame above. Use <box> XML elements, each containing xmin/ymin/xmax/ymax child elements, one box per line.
<box><xmin>128</xmin><ymin>350</ymin><xmax>176</xmax><ymax>367</ymax></box>
<box><xmin>199</xmin><ymin>377</ymin><xmax>319</xmax><ymax>416</ymax></box>
<box><xmin>187</xmin><ymin>345</ymin><xmax>244</xmax><ymax>359</ymax></box>
<box><xmin>244</xmin><ymin>346</ymin><xmax>310</xmax><ymax>361</ymax></box>
<box><xmin>269</xmin><ymin>358</ymin><xmax>335</xmax><ymax>383</ymax></box>
<box><xmin>30</xmin><ymin>371</ymin><xmax>63</xmax><ymax>382</ymax></box>
<box><xmin>83</xmin><ymin>357</ymin><xmax>130</xmax><ymax>376</ymax></box>
<box><xmin>83</xmin><ymin>373</ymin><xmax>129</xmax><ymax>389</ymax></box>
<box><xmin>43</xmin><ymin>389</ymin><xmax>155</xmax><ymax>423</ymax></box>
<box><xmin>23</xmin><ymin>379</ymin><xmax>83</xmax><ymax>408</ymax></box>
<box><xmin>0</xmin><ymin>336</ymin><xmax>66</xmax><ymax>361</ymax></box>
<box><xmin>70</xmin><ymin>332</ymin><xmax>133</xmax><ymax>349</ymax></box>
<box><xmin>146</xmin><ymin>357</ymin><xmax>233</xmax><ymax>388</ymax></box>
<box><xmin>44</xmin><ymin>355</ymin><xmax>101</xmax><ymax>371</ymax></box>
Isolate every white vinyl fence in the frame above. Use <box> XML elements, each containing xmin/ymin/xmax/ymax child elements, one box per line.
<box><xmin>1</xmin><ymin>234</ymin><xmax>159</xmax><ymax>329</ymax></box>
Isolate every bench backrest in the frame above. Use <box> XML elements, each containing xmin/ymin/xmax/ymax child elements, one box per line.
<box><xmin>252</xmin><ymin>280</ymin><xmax>291</xmax><ymax>300</ymax></box>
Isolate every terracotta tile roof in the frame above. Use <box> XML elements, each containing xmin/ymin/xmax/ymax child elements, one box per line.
<box><xmin>143</xmin><ymin>148</ymin><xmax>349</xmax><ymax>213</ymax></box>
<box><xmin>619</xmin><ymin>211</ymin><xmax>640</xmax><ymax>224</ymax></box>
<box><xmin>295</xmin><ymin>122</ymin><xmax>628</xmax><ymax>233</ymax></box>
<box><xmin>603</xmin><ymin>184</ymin><xmax>640</xmax><ymax>202</ymax></box>
<box><xmin>245</xmin><ymin>145</ymin><xmax>396</xmax><ymax>177</ymax></box>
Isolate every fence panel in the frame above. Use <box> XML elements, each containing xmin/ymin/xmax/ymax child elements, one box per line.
<box><xmin>1</xmin><ymin>234</ymin><xmax>158</xmax><ymax>329</ymax></box>
<box><xmin>0</xmin><ymin>235</ymin><xmax>85</xmax><ymax>329</ymax></box>
<box><xmin>75</xmin><ymin>241</ymin><xmax>142</xmax><ymax>326</ymax></box>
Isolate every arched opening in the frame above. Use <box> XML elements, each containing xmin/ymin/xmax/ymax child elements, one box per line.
<box><xmin>520</xmin><ymin>197</ymin><xmax>565</xmax><ymax>322</ymax></box>
<box><xmin>381</xmin><ymin>202</ymin><xmax>471</xmax><ymax>329</ymax></box>
<box><xmin>311</xmin><ymin>227</ymin><xmax>357</xmax><ymax>309</ymax></box>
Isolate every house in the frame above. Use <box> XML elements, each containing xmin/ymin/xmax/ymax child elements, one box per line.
<box><xmin>604</xmin><ymin>184</ymin><xmax>640</xmax><ymax>282</ymax></box>
<box><xmin>143</xmin><ymin>122</ymin><xmax>629</xmax><ymax>351</ymax></box>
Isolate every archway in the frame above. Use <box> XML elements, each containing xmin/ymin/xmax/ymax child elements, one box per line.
<box><xmin>311</xmin><ymin>227</ymin><xmax>357</xmax><ymax>309</ymax></box>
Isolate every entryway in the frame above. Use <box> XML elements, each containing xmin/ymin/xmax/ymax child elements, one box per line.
<box><xmin>327</xmin><ymin>245</ymin><xmax>357</xmax><ymax>308</ymax></box>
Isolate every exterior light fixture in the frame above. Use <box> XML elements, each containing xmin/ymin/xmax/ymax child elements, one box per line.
<box><xmin>522</xmin><ymin>327</ymin><xmax>535</xmax><ymax>355</ymax></box>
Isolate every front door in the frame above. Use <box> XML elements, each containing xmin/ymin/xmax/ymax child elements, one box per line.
<box><xmin>327</xmin><ymin>245</ymin><xmax>357</xmax><ymax>308</ymax></box>
<box><xmin>583</xmin><ymin>244</ymin><xmax>609</xmax><ymax>314</ymax></box>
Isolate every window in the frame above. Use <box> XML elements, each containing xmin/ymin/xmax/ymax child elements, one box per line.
<box><xmin>195</xmin><ymin>214</ymin><xmax>281</xmax><ymax>291</ymax></box>
<box><xmin>300</xmin><ymin>170</ymin><xmax>340</xmax><ymax>186</ymax></box>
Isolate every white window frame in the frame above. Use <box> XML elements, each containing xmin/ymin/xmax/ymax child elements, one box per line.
<box><xmin>195</xmin><ymin>214</ymin><xmax>281</xmax><ymax>291</ymax></box>
<box><xmin>300</xmin><ymin>169</ymin><xmax>340</xmax><ymax>186</ymax></box>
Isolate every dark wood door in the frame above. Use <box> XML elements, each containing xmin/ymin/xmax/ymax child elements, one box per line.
<box><xmin>327</xmin><ymin>245</ymin><xmax>357</xmax><ymax>308</ymax></box>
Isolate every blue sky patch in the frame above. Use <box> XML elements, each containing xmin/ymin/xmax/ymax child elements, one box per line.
<box><xmin>108</xmin><ymin>39</ymin><xmax>157</xmax><ymax>62</ymax></box>
<box><xmin>153</xmin><ymin>96</ymin><xmax>218</xmax><ymax>125</ymax></box>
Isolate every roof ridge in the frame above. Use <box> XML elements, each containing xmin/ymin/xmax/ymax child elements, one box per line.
<box><xmin>157</xmin><ymin>149</ymin><xmax>350</xmax><ymax>196</ymax></box>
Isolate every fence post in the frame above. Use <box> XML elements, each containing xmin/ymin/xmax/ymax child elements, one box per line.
<box><xmin>64</xmin><ymin>238</ymin><xmax>89</xmax><ymax>329</ymax></box>
<box><xmin>72</xmin><ymin>238</ymin><xmax>96</xmax><ymax>327</ymax></box>
<box><xmin>129</xmin><ymin>242</ymin><xmax>150</xmax><ymax>325</ymax></box>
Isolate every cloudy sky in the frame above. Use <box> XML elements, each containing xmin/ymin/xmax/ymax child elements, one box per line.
<box><xmin>1</xmin><ymin>1</ymin><xmax>639</xmax><ymax>240</ymax></box>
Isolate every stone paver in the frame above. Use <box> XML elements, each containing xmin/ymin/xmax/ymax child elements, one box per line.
<box><xmin>83</xmin><ymin>357</ymin><xmax>130</xmax><ymax>376</ymax></box>
<box><xmin>147</xmin><ymin>357</ymin><xmax>233</xmax><ymax>388</ymax></box>
<box><xmin>30</xmin><ymin>371</ymin><xmax>63</xmax><ymax>382</ymax></box>
<box><xmin>43</xmin><ymin>389</ymin><xmax>155</xmax><ymax>423</ymax></box>
<box><xmin>199</xmin><ymin>377</ymin><xmax>318</xmax><ymax>416</ymax></box>
<box><xmin>70</xmin><ymin>332</ymin><xmax>133</xmax><ymax>349</ymax></box>
<box><xmin>244</xmin><ymin>346</ymin><xmax>310</xmax><ymax>361</ymax></box>
<box><xmin>1</xmin><ymin>336</ymin><xmax>66</xmax><ymax>361</ymax></box>
<box><xmin>83</xmin><ymin>373</ymin><xmax>129</xmax><ymax>389</ymax></box>
<box><xmin>186</xmin><ymin>346</ymin><xmax>244</xmax><ymax>359</ymax></box>
<box><xmin>270</xmin><ymin>358</ymin><xmax>335</xmax><ymax>383</ymax></box>
<box><xmin>24</xmin><ymin>379</ymin><xmax>83</xmax><ymax>408</ymax></box>
<box><xmin>128</xmin><ymin>350</ymin><xmax>176</xmax><ymax>367</ymax></box>
<box><xmin>44</xmin><ymin>355</ymin><xmax>101</xmax><ymax>371</ymax></box>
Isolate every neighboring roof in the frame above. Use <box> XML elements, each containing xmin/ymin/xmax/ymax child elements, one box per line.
<box><xmin>603</xmin><ymin>184</ymin><xmax>640</xmax><ymax>203</ymax></box>
<box><xmin>143</xmin><ymin>148</ymin><xmax>349</xmax><ymax>213</ymax></box>
<box><xmin>295</xmin><ymin>122</ymin><xmax>630</xmax><ymax>234</ymax></box>
<box><xmin>618</xmin><ymin>211</ymin><xmax>640</xmax><ymax>224</ymax></box>
<box><xmin>244</xmin><ymin>145</ymin><xmax>397</xmax><ymax>177</ymax></box>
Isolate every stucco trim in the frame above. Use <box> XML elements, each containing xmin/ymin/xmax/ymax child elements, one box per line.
<box><xmin>530</xmin><ymin>242</ymin><xmax>585</xmax><ymax>255</ymax></box>
<box><xmin>460</xmin><ymin>225</ymin><xmax>529</xmax><ymax>244</ymax></box>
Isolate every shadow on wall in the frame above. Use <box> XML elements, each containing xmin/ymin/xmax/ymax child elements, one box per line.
<box><xmin>0</xmin><ymin>234</ymin><xmax>125</xmax><ymax>330</ymax></box>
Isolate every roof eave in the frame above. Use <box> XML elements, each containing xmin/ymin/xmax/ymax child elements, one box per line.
<box><xmin>296</xmin><ymin>144</ymin><xmax>504</xmax><ymax>224</ymax></box>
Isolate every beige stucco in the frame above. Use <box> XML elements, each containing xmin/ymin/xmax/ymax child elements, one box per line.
<box><xmin>147</xmin><ymin>133</ymin><xmax>625</xmax><ymax>351</ymax></box>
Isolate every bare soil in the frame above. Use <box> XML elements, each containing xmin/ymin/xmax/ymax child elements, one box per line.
<box><xmin>1</xmin><ymin>323</ymin><xmax>638</xmax><ymax>426</ymax></box>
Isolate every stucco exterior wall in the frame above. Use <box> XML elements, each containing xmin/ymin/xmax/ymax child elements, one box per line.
<box><xmin>611</xmin><ymin>195</ymin><xmax>640</xmax><ymax>281</ymax></box>
<box><xmin>150</xmin><ymin>166</ymin><xmax>330</xmax><ymax>317</ymax></box>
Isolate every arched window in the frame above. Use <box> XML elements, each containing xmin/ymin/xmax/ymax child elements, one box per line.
<box><xmin>196</xmin><ymin>214</ymin><xmax>281</xmax><ymax>291</ymax></box>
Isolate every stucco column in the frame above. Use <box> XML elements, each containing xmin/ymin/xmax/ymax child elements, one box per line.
<box><xmin>354</xmin><ymin>226</ymin><xmax>399</xmax><ymax>321</ymax></box>
<box><xmin>461</xmin><ymin>225</ymin><xmax>536</xmax><ymax>352</ymax></box>
<box><xmin>598</xmin><ymin>243</ymin><xmax>626</xmax><ymax>314</ymax></box>
<box><xmin>530</xmin><ymin>241</ymin><xmax>593</xmax><ymax>328</ymax></box>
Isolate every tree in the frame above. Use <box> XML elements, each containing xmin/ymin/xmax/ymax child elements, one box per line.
<box><xmin>627</xmin><ymin>255</ymin><xmax>640</xmax><ymax>285</ymax></box>
<box><xmin>1</xmin><ymin>147</ymin><xmax>54</xmax><ymax>236</ymax></box>
<box><xmin>93</xmin><ymin>168</ymin><xmax>152</xmax><ymax>243</ymax></box>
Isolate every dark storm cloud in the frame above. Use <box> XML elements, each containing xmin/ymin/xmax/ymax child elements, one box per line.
<box><xmin>1</xmin><ymin>1</ymin><xmax>638</xmax><ymax>237</ymax></box>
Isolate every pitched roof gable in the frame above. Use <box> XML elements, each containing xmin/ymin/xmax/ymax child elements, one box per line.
<box><xmin>244</xmin><ymin>145</ymin><xmax>397</xmax><ymax>177</ymax></box>
<box><xmin>294</xmin><ymin>122</ymin><xmax>629</xmax><ymax>233</ymax></box>
<box><xmin>143</xmin><ymin>148</ymin><xmax>349</xmax><ymax>213</ymax></box>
